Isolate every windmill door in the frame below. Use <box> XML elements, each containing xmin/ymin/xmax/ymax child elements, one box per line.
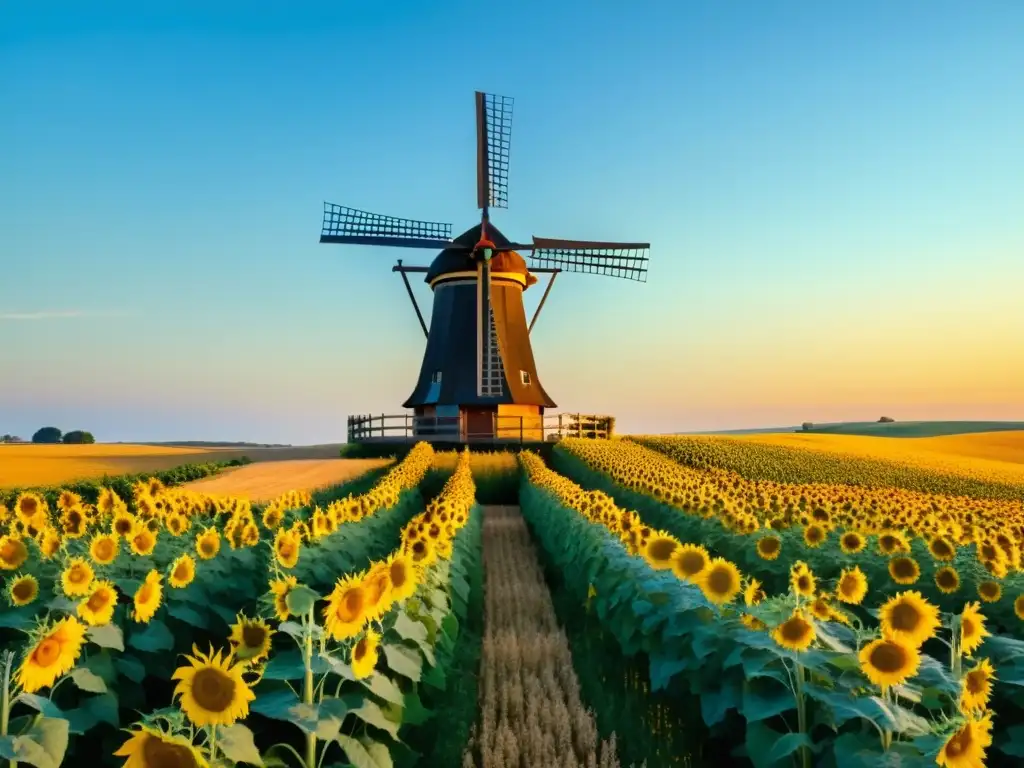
<box><xmin>463</xmin><ymin>408</ymin><xmax>495</xmax><ymax>441</ymax></box>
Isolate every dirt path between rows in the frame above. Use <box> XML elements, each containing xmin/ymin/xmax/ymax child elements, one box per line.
<box><xmin>463</xmin><ymin>505</ymin><xmax>624</xmax><ymax>768</ymax></box>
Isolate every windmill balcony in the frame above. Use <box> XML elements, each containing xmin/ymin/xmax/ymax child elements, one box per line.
<box><xmin>346</xmin><ymin>412</ymin><xmax>614</xmax><ymax>445</ymax></box>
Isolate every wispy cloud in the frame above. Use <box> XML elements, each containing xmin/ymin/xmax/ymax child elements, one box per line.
<box><xmin>0</xmin><ymin>310</ymin><xmax>131</xmax><ymax>321</ymax></box>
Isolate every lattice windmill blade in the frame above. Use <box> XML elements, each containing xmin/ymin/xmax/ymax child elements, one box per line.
<box><xmin>521</xmin><ymin>237</ymin><xmax>651</xmax><ymax>282</ymax></box>
<box><xmin>320</xmin><ymin>203</ymin><xmax>461</xmax><ymax>249</ymax></box>
<box><xmin>475</xmin><ymin>92</ymin><xmax>513</xmax><ymax>212</ymax></box>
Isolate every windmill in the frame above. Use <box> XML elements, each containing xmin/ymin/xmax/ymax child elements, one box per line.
<box><xmin>321</xmin><ymin>92</ymin><xmax>650</xmax><ymax>441</ymax></box>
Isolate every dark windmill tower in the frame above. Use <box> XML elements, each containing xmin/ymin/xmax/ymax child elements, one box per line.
<box><xmin>321</xmin><ymin>92</ymin><xmax>650</xmax><ymax>442</ymax></box>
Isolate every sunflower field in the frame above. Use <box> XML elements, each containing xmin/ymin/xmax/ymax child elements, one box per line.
<box><xmin>0</xmin><ymin>443</ymin><xmax>484</xmax><ymax>768</ymax></box>
<box><xmin>519</xmin><ymin>437</ymin><xmax>1024</xmax><ymax>767</ymax></box>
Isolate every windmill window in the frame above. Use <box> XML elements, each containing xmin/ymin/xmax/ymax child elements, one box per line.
<box><xmin>520</xmin><ymin>370</ymin><xmax>531</xmax><ymax>385</ymax></box>
<box><xmin>431</xmin><ymin>371</ymin><xmax>442</xmax><ymax>384</ymax></box>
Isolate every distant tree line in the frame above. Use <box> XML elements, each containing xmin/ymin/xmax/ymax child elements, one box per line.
<box><xmin>800</xmin><ymin>417</ymin><xmax>897</xmax><ymax>432</ymax></box>
<box><xmin>25</xmin><ymin>426</ymin><xmax>97</xmax><ymax>444</ymax></box>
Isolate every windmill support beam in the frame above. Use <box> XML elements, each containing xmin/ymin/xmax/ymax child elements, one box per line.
<box><xmin>395</xmin><ymin>260</ymin><xmax>429</xmax><ymax>339</ymax></box>
<box><xmin>528</xmin><ymin>269</ymin><xmax>560</xmax><ymax>334</ymax></box>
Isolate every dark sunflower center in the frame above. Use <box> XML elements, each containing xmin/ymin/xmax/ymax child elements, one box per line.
<box><xmin>648</xmin><ymin>539</ymin><xmax>677</xmax><ymax>561</ymax></box>
<box><xmin>979</xmin><ymin>583</ymin><xmax>998</xmax><ymax>598</ymax></box>
<box><xmin>141</xmin><ymin>732</ymin><xmax>200</xmax><ymax>768</ymax></box>
<box><xmin>138</xmin><ymin>584</ymin><xmax>154</xmax><ymax>604</ymax></box>
<box><xmin>931</xmin><ymin>539</ymin><xmax>953</xmax><ymax>558</ymax></box>
<box><xmin>965</xmin><ymin>669</ymin><xmax>987</xmax><ymax>694</ymax></box>
<box><xmin>336</xmin><ymin>589</ymin><xmax>364</xmax><ymax>621</ymax></box>
<box><xmin>191</xmin><ymin>667</ymin><xmax>237</xmax><ymax>713</ymax></box>
<box><xmin>353</xmin><ymin>637</ymin><xmax>368</xmax><ymax>661</ymax></box>
<box><xmin>706</xmin><ymin>567</ymin><xmax>734</xmax><ymax>595</ymax></box>
<box><xmin>13</xmin><ymin>579</ymin><xmax>36</xmax><ymax>601</ymax></box>
<box><xmin>69</xmin><ymin>566</ymin><xmax>89</xmax><ymax>584</ymax></box>
<box><xmin>200</xmin><ymin>537</ymin><xmax>217</xmax><ymax>555</ymax></box>
<box><xmin>962</xmin><ymin>617</ymin><xmax>977</xmax><ymax>639</ymax></box>
<box><xmin>944</xmin><ymin>726</ymin><xmax>972</xmax><ymax>758</ymax></box>
<box><xmin>95</xmin><ymin>539</ymin><xmax>114</xmax><ymax>560</ymax></box>
<box><xmin>889</xmin><ymin>603</ymin><xmax>921</xmax><ymax>632</ymax></box>
<box><xmin>241</xmin><ymin>624</ymin><xmax>267</xmax><ymax>648</ymax></box>
<box><xmin>87</xmin><ymin>589</ymin><xmax>110</xmax><ymax>612</ymax></box>
<box><xmin>33</xmin><ymin>638</ymin><xmax>61</xmax><ymax>668</ymax></box>
<box><xmin>390</xmin><ymin>561</ymin><xmax>407</xmax><ymax>588</ymax></box>
<box><xmin>677</xmin><ymin>551</ymin><xmax>706</xmax><ymax>576</ymax></box>
<box><xmin>839</xmin><ymin>575</ymin><xmax>859</xmax><ymax>596</ymax></box>
<box><xmin>759</xmin><ymin>538</ymin><xmax>780</xmax><ymax>554</ymax></box>
<box><xmin>868</xmin><ymin>641</ymin><xmax>907</xmax><ymax>673</ymax></box>
<box><xmin>937</xmin><ymin>570</ymin><xmax>957</xmax><ymax>588</ymax></box>
<box><xmin>843</xmin><ymin>534</ymin><xmax>860</xmax><ymax>549</ymax></box>
<box><xmin>891</xmin><ymin>558</ymin><xmax>917</xmax><ymax>578</ymax></box>
<box><xmin>174</xmin><ymin>564</ymin><xmax>190</xmax><ymax>581</ymax></box>
<box><xmin>115</xmin><ymin>519</ymin><xmax>132</xmax><ymax>535</ymax></box>
<box><xmin>880</xmin><ymin>535</ymin><xmax>898</xmax><ymax>552</ymax></box>
<box><xmin>781</xmin><ymin>617</ymin><xmax>811</xmax><ymax>642</ymax></box>
<box><xmin>807</xmin><ymin>527</ymin><xmax>824</xmax><ymax>543</ymax></box>
<box><xmin>797</xmin><ymin>575</ymin><xmax>812</xmax><ymax>592</ymax></box>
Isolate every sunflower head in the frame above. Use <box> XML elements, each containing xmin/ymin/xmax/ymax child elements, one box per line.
<box><xmin>196</xmin><ymin>527</ymin><xmax>221</xmax><ymax>560</ymax></box>
<box><xmin>642</xmin><ymin>533</ymin><xmax>680</xmax><ymax>570</ymax></box>
<box><xmin>772</xmin><ymin>609</ymin><xmax>816</xmax><ymax>652</ymax></box>
<box><xmin>839</xmin><ymin>530</ymin><xmax>865</xmax><ymax>554</ymax></box>
<box><xmin>928</xmin><ymin>536</ymin><xmax>957</xmax><ymax>562</ymax></box>
<box><xmin>350</xmin><ymin>628</ymin><xmax>381</xmax><ymax>680</ymax></box>
<box><xmin>935</xmin><ymin>566</ymin><xmax>961</xmax><ymax>595</ymax></box>
<box><xmin>790</xmin><ymin>561</ymin><xmax>816</xmax><ymax>598</ymax></box>
<box><xmin>977</xmin><ymin>581</ymin><xmax>1001</xmax><ymax>604</ymax></box>
<box><xmin>89</xmin><ymin>533</ymin><xmax>119</xmax><ymax>566</ymax></box>
<box><xmin>938</xmin><ymin>713</ymin><xmax>993</xmax><ymax>768</ymax></box>
<box><xmin>672</xmin><ymin>543</ymin><xmax>709</xmax><ymax>580</ymax></box>
<box><xmin>171</xmin><ymin>644</ymin><xmax>255</xmax><ymax>727</ymax></box>
<box><xmin>228</xmin><ymin>615</ymin><xmax>273</xmax><ymax>664</ymax></box>
<box><xmin>273</xmin><ymin>529</ymin><xmax>301</xmax><ymax>569</ymax></box>
<box><xmin>114</xmin><ymin>720</ymin><xmax>212</xmax><ymax>767</ymax></box>
<box><xmin>269</xmin><ymin>575</ymin><xmax>299</xmax><ymax>622</ymax></box>
<box><xmin>743</xmin><ymin>578</ymin><xmax>766</xmax><ymax>608</ymax></box>
<box><xmin>8</xmin><ymin>573</ymin><xmax>39</xmax><ymax>606</ymax></box>
<box><xmin>61</xmin><ymin>557</ymin><xmax>95</xmax><ymax>597</ymax></box>
<box><xmin>888</xmin><ymin>556</ymin><xmax>920</xmax><ymax>585</ymax></box>
<box><xmin>323</xmin><ymin>573</ymin><xmax>368</xmax><ymax>641</ymax></box>
<box><xmin>755</xmin><ymin>534</ymin><xmax>781</xmax><ymax>561</ymax></box>
<box><xmin>133</xmin><ymin>570</ymin><xmax>164</xmax><ymax>624</ymax></box>
<box><xmin>17</xmin><ymin>616</ymin><xmax>87</xmax><ymax>693</ymax></box>
<box><xmin>836</xmin><ymin>566</ymin><xmax>868</xmax><ymax>605</ymax></box>
<box><xmin>169</xmin><ymin>554</ymin><xmax>196</xmax><ymax>588</ymax></box>
<box><xmin>858</xmin><ymin>635</ymin><xmax>921</xmax><ymax>692</ymax></box>
<box><xmin>960</xmin><ymin>602</ymin><xmax>990</xmax><ymax>657</ymax></box>
<box><xmin>879</xmin><ymin>591</ymin><xmax>940</xmax><ymax>649</ymax></box>
<box><xmin>0</xmin><ymin>536</ymin><xmax>30</xmax><ymax>571</ymax></box>
<box><xmin>130</xmin><ymin>524</ymin><xmax>158</xmax><ymax>556</ymax></box>
<box><xmin>697</xmin><ymin>558</ymin><xmax>742</xmax><ymax>605</ymax></box>
<box><xmin>77</xmin><ymin>580</ymin><xmax>118</xmax><ymax>627</ymax></box>
<box><xmin>386</xmin><ymin>552</ymin><xmax>419</xmax><ymax>604</ymax></box>
<box><xmin>960</xmin><ymin>658</ymin><xmax>996</xmax><ymax>713</ymax></box>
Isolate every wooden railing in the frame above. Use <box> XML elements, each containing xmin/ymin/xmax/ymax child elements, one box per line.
<box><xmin>347</xmin><ymin>413</ymin><xmax>615</xmax><ymax>444</ymax></box>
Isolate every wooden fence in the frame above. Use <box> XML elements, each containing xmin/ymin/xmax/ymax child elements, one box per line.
<box><xmin>347</xmin><ymin>412</ymin><xmax>614</xmax><ymax>444</ymax></box>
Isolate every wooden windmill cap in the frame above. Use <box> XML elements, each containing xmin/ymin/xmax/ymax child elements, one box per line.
<box><xmin>425</xmin><ymin>224</ymin><xmax>538</xmax><ymax>288</ymax></box>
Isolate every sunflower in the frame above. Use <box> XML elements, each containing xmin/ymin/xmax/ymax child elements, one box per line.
<box><xmin>977</xmin><ymin>581</ymin><xmax>1001</xmax><ymax>603</ymax></box>
<box><xmin>877</xmin><ymin>530</ymin><xmax>910</xmax><ymax>556</ymax></box>
<box><xmin>836</xmin><ymin>566</ymin><xmax>868</xmax><ymax>605</ymax></box>
<box><xmin>112</xmin><ymin>512</ymin><xmax>136</xmax><ymax>537</ymax></box>
<box><xmin>38</xmin><ymin>528</ymin><xmax>62</xmax><ymax>559</ymax></box>
<box><xmin>698</xmin><ymin>558</ymin><xmax>742</xmax><ymax>605</ymax></box>
<box><xmin>959</xmin><ymin>602</ymin><xmax>990</xmax><ymax>657</ymax></box>
<box><xmin>61</xmin><ymin>557</ymin><xmax>95</xmax><ymax>597</ymax></box>
<box><xmin>228</xmin><ymin>615</ymin><xmax>273</xmax><ymax>664</ymax></box>
<box><xmin>672</xmin><ymin>543</ymin><xmax>709</xmax><ymax>580</ymax></box>
<box><xmin>77</xmin><ymin>580</ymin><xmax>118</xmax><ymax>626</ymax></box>
<box><xmin>17</xmin><ymin>616</ymin><xmax>87</xmax><ymax>693</ymax></box>
<box><xmin>195</xmin><ymin>527</ymin><xmax>220</xmax><ymax>560</ymax></box>
<box><xmin>273</xmin><ymin>529</ymin><xmax>301</xmax><ymax>569</ymax></box>
<box><xmin>859</xmin><ymin>635</ymin><xmax>921</xmax><ymax>691</ymax></box>
<box><xmin>641</xmin><ymin>532</ymin><xmax>680</xmax><ymax>570</ymax></box>
<box><xmin>171</xmin><ymin>644</ymin><xmax>255</xmax><ymax>727</ymax></box>
<box><xmin>261</xmin><ymin>506</ymin><xmax>284</xmax><ymax>530</ymax></box>
<box><xmin>772</xmin><ymin>609</ymin><xmax>816</xmax><ymax>652</ymax></box>
<box><xmin>269</xmin><ymin>575</ymin><xmax>298</xmax><ymax>622</ymax></box>
<box><xmin>351</xmin><ymin>628</ymin><xmax>381</xmax><ymax>680</ymax></box>
<box><xmin>133</xmin><ymin>570</ymin><xmax>163</xmax><ymax>623</ymax></box>
<box><xmin>879</xmin><ymin>591</ymin><xmax>940</xmax><ymax>648</ymax></box>
<box><xmin>960</xmin><ymin>658</ymin><xmax>996</xmax><ymax>713</ymax></box>
<box><xmin>936</xmin><ymin>713</ymin><xmax>993</xmax><ymax>768</ymax></box>
<box><xmin>839</xmin><ymin>530</ymin><xmax>866</xmax><ymax>554</ymax></box>
<box><xmin>168</xmin><ymin>554</ymin><xmax>196</xmax><ymax>588</ymax></box>
<box><xmin>888</xmin><ymin>556</ymin><xmax>920</xmax><ymax>585</ymax></box>
<box><xmin>8</xmin><ymin>574</ymin><xmax>39</xmax><ymax>606</ymax></box>
<box><xmin>743</xmin><ymin>578</ymin><xmax>766</xmax><ymax>607</ymax></box>
<box><xmin>407</xmin><ymin>538</ymin><xmax>435</xmax><ymax>566</ymax></box>
<box><xmin>1015</xmin><ymin>594</ymin><xmax>1024</xmax><ymax>621</ymax></box>
<box><xmin>0</xmin><ymin>535</ymin><xmax>29</xmax><ymax>570</ymax></box>
<box><xmin>323</xmin><ymin>573</ymin><xmax>368</xmax><ymax>640</ymax></box>
<box><xmin>165</xmin><ymin>513</ymin><xmax>189</xmax><ymax>537</ymax></box>
<box><xmin>803</xmin><ymin>523</ymin><xmax>827</xmax><ymax>548</ymax></box>
<box><xmin>114</xmin><ymin>723</ymin><xmax>211</xmax><ymax>768</ymax></box>
<box><xmin>810</xmin><ymin>594</ymin><xmax>833</xmax><ymax>622</ymax></box>
<box><xmin>928</xmin><ymin>536</ymin><xmax>957</xmax><ymax>562</ymax></box>
<box><xmin>790</xmin><ymin>561</ymin><xmax>816</xmax><ymax>598</ymax></box>
<box><xmin>362</xmin><ymin>561</ymin><xmax>394</xmax><ymax>622</ymax></box>
<box><xmin>385</xmin><ymin>552</ymin><xmax>418</xmax><ymax>604</ymax></box>
<box><xmin>89</xmin><ymin>533</ymin><xmax>119</xmax><ymax>565</ymax></box>
<box><xmin>935</xmin><ymin>566</ymin><xmax>961</xmax><ymax>595</ymax></box>
<box><xmin>755</xmin><ymin>534</ymin><xmax>781</xmax><ymax>561</ymax></box>
<box><xmin>15</xmin><ymin>492</ymin><xmax>45</xmax><ymax>522</ymax></box>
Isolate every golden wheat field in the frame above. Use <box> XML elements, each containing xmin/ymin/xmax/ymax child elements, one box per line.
<box><xmin>736</xmin><ymin>430</ymin><xmax>1024</xmax><ymax>483</ymax></box>
<box><xmin>178</xmin><ymin>457</ymin><xmax>392</xmax><ymax>501</ymax></box>
<box><xmin>0</xmin><ymin>444</ymin><xmax>220</xmax><ymax>488</ymax></box>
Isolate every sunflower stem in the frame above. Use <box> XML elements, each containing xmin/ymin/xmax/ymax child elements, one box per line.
<box><xmin>794</xmin><ymin>661</ymin><xmax>809</xmax><ymax>768</ymax></box>
<box><xmin>209</xmin><ymin>724</ymin><xmax>218</xmax><ymax>760</ymax></box>
<box><xmin>302</xmin><ymin>610</ymin><xmax>316</xmax><ymax>768</ymax></box>
<box><xmin>1</xmin><ymin>652</ymin><xmax>12</xmax><ymax>737</ymax></box>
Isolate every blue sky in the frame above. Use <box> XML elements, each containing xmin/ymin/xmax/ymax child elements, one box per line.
<box><xmin>2</xmin><ymin>1</ymin><xmax>1022</xmax><ymax>443</ymax></box>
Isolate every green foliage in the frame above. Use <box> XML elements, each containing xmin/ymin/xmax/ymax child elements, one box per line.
<box><xmin>61</xmin><ymin>430</ymin><xmax>96</xmax><ymax>444</ymax></box>
<box><xmin>31</xmin><ymin>426</ymin><xmax>62</xmax><ymax>443</ymax></box>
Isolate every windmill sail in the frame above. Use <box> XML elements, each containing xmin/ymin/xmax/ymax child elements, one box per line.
<box><xmin>476</xmin><ymin>92</ymin><xmax>513</xmax><ymax>211</ymax></box>
<box><xmin>525</xmin><ymin>237</ymin><xmax>650</xmax><ymax>282</ymax></box>
<box><xmin>320</xmin><ymin>204</ymin><xmax>455</xmax><ymax>249</ymax></box>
